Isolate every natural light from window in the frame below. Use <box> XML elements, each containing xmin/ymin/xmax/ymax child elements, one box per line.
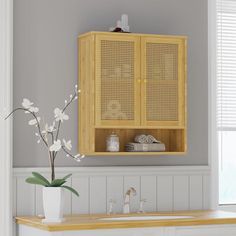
<box><xmin>217</xmin><ymin>0</ymin><xmax>236</xmax><ymax>205</ymax></box>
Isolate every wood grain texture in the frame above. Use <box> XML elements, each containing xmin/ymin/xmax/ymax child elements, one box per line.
<box><xmin>78</xmin><ymin>32</ymin><xmax>187</xmax><ymax>156</ymax></box>
<box><xmin>78</xmin><ymin>34</ymin><xmax>95</xmax><ymax>154</ymax></box>
<box><xmin>15</xmin><ymin>211</ymin><xmax>236</xmax><ymax>232</ymax></box>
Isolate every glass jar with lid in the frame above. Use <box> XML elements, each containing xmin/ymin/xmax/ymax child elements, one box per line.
<box><xmin>106</xmin><ymin>132</ymin><xmax>119</xmax><ymax>152</ymax></box>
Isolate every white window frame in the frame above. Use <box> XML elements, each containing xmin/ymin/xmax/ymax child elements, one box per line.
<box><xmin>208</xmin><ymin>0</ymin><xmax>219</xmax><ymax>210</ymax></box>
<box><xmin>0</xmin><ymin>0</ymin><xmax>13</xmax><ymax>235</ymax></box>
<box><xmin>209</xmin><ymin>0</ymin><xmax>236</xmax><ymax>211</ymax></box>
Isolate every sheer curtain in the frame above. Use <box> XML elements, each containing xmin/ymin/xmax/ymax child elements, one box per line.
<box><xmin>217</xmin><ymin>0</ymin><xmax>236</xmax><ymax>204</ymax></box>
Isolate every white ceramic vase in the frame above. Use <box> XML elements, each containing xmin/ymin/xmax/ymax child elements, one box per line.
<box><xmin>42</xmin><ymin>187</ymin><xmax>65</xmax><ymax>223</ymax></box>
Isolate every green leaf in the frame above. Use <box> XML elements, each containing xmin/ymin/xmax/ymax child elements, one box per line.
<box><xmin>62</xmin><ymin>185</ymin><xmax>79</xmax><ymax>197</ymax></box>
<box><xmin>25</xmin><ymin>177</ymin><xmax>47</xmax><ymax>186</ymax></box>
<box><xmin>32</xmin><ymin>172</ymin><xmax>50</xmax><ymax>186</ymax></box>
<box><xmin>50</xmin><ymin>179</ymin><xmax>66</xmax><ymax>187</ymax></box>
<box><xmin>62</xmin><ymin>173</ymin><xmax>72</xmax><ymax>180</ymax></box>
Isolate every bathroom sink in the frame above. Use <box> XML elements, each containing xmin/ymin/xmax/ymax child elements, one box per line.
<box><xmin>99</xmin><ymin>215</ymin><xmax>194</xmax><ymax>221</ymax></box>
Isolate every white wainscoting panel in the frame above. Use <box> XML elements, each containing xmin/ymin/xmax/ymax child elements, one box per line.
<box><xmin>16</xmin><ymin>177</ymin><xmax>35</xmax><ymax>216</ymax></box>
<box><xmin>13</xmin><ymin>166</ymin><xmax>211</xmax><ymax>216</ymax></box>
<box><xmin>189</xmin><ymin>175</ymin><xmax>203</xmax><ymax>210</ymax></box>
<box><xmin>141</xmin><ymin>176</ymin><xmax>157</xmax><ymax>212</ymax></box>
<box><xmin>72</xmin><ymin>176</ymin><xmax>89</xmax><ymax>214</ymax></box>
<box><xmin>107</xmin><ymin>176</ymin><xmax>124</xmax><ymax>213</ymax></box>
<box><xmin>203</xmin><ymin>175</ymin><xmax>211</xmax><ymax>210</ymax></box>
<box><xmin>90</xmin><ymin>176</ymin><xmax>107</xmax><ymax>213</ymax></box>
<box><xmin>173</xmin><ymin>176</ymin><xmax>189</xmax><ymax>211</ymax></box>
<box><xmin>157</xmin><ymin>176</ymin><xmax>173</xmax><ymax>212</ymax></box>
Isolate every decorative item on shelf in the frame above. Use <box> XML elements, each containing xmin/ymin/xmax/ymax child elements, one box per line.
<box><xmin>106</xmin><ymin>132</ymin><xmax>120</xmax><ymax>152</ymax></box>
<box><xmin>103</xmin><ymin>100</ymin><xmax>127</xmax><ymax>120</ymax></box>
<box><xmin>109</xmin><ymin>14</ymin><xmax>130</xmax><ymax>33</ymax></box>
<box><xmin>134</xmin><ymin>134</ymin><xmax>159</xmax><ymax>144</ymax></box>
<box><xmin>5</xmin><ymin>85</ymin><xmax>84</xmax><ymax>223</ymax></box>
<box><xmin>125</xmin><ymin>134</ymin><xmax>166</xmax><ymax>152</ymax></box>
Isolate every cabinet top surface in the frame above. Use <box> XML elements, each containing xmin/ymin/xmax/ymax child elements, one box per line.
<box><xmin>16</xmin><ymin>211</ymin><xmax>236</xmax><ymax>232</ymax></box>
<box><xmin>78</xmin><ymin>31</ymin><xmax>187</xmax><ymax>39</ymax></box>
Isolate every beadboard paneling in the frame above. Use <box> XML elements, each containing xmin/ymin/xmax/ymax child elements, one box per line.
<box><xmin>157</xmin><ymin>176</ymin><xmax>173</xmax><ymax>212</ymax></box>
<box><xmin>141</xmin><ymin>176</ymin><xmax>157</xmax><ymax>212</ymax></box>
<box><xmin>173</xmin><ymin>176</ymin><xmax>189</xmax><ymax>211</ymax></box>
<box><xmin>71</xmin><ymin>176</ymin><xmax>89</xmax><ymax>214</ymax></box>
<box><xmin>90</xmin><ymin>176</ymin><xmax>107</xmax><ymax>213</ymax></box>
<box><xmin>107</xmin><ymin>176</ymin><xmax>124</xmax><ymax>213</ymax></box>
<box><xmin>13</xmin><ymin>166</ymin><xmax>210</xmax><ymax>216</ymax></box>
<box><xmin>189</xmin><ymin>175</ymin><xmax>203</xmax><ymax>210</ymax></box>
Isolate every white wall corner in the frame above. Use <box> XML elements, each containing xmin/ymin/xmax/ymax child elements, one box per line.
<box><xmin>0</xmin><ymin>0</ymin><xmax>13</xmax><ymax>235</ymax></box>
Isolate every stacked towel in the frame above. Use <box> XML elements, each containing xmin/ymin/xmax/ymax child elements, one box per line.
<box><xmin>125</xmin><ymin>143</ymin><xmax>165</xmax><ymax>152</ymax></box>
<box><xmin>126</xmin><ymin>134</ymin><xmax>165</xmax><ymax>152</ymax></box>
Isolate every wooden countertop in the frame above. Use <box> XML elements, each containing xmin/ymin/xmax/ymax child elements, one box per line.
<box><xmin>15</xmin><ymin>211</ymin><xmax>236</xmax><ymax>232</ymax></box>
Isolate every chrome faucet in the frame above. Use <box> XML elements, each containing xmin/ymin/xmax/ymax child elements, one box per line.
<box><xmin>123</xmin><ymin>187</ymin><xmax>137</xmax><ymax>214</ymax></box>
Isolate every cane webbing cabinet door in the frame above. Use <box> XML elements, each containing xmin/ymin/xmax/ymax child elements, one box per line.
<box><xmin>95</xmin><ymin>34</ymin><xmax>141</xmax><ymax>127</ymax></box>
<box><xmin>141</xmin><ymin>37</ymin><xmax>186</xmax><ymax>127</ymax></box>
<box><xmin>78</xmin><ymin>32</ymin><xmax>187</xmax><ymax>156</ymax></box>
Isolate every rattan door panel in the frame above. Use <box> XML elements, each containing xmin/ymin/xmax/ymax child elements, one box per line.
<box><xmin>95</xmin><ymin>35</ymin><xmax>140</xmax><ymax>126</ymax></box>
<box><xmin>141</xmin><ymin>37</ymin><xmax>186</xmax><ymax>127</ymax></box>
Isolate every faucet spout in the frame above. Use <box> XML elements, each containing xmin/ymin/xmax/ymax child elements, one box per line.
<box><xmin>123</xmin><ymin>187</ymin><xmax>136</xmax><ymax>214</ymax></box>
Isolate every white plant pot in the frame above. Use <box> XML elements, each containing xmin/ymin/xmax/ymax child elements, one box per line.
<box><xmin>42</xmin><ymin>187</ymin><xmax>65</xmax><ymax>223</ymax></box>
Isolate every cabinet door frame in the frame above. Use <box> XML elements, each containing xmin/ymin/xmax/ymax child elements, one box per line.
<box><xmin>95</xmin><ymin>34</ymin><xmax>141</xmax><ymax>127</ymax></box>
<box><xmin>141</xmin><ymin>36</ymin><xmax>186</xmax><ymax>127</ymax></box>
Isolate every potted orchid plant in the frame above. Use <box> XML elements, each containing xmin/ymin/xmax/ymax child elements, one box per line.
<box><xmin>5</xmin><ymin>85</ymin><xmax>84</xmax><ymax>223</ymax></box>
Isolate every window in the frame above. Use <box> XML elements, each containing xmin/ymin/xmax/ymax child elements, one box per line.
<box><xmin>217</xmin><ymin>0</ymin><xmax>236</xmax><ymax>204</ymax></box>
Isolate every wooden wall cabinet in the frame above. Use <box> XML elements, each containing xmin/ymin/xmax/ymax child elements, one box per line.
<box><xmin>78</xmin><ymin>32</ymin><xmax>187</xmax><ymax>156</ymax></box>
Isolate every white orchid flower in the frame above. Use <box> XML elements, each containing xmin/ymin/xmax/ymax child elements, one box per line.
<box><xmin>63</xmin><ymin>139</ymin><xmax>72</xmax><ymax>151</ymax></box>
<box><xmin>49</xmin><ymin>140</ymin><xmax>61</xmax><ymax>152</ymax></box>
<box><xmin>48</xmin><ymin>122</ymin><xmax>56</xmax><ymax>132</ymax></box>
<box><xmin>54</xmin><ymin>108</ymin><xmax>69</xmax><ymax>122</ymax></box>
<box><xmin>74</xmin><ymin>153</ymin><xmax>85</xmax><ymax>162</ymax></box>
<box><xmin>42</xmin><ymin>122</ymin><xmax>56</xmax><ymax>134</ymax></box>
<box><xmin>29</xmin><ymin>106</ymin><xmax>39</xmax><ymax>113</ymax></box>
<box><xmin>28</xmin><ymin>117</ymin><xmax>41</xmax><ymax>125</ymax></box>
<box><xmin>22</xmin><ymin>98</ymin><xmax>33</xmax><ymax>109</ymax></box>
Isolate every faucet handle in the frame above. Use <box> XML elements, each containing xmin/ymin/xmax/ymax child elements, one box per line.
<box><xmin>138</xmin><ymin>198</ymin><xmax>147</xmax><ymax>213</ymax></box>
<box><xmin>108</xmin><ymin>199</ymin><xmax>116</xmax><ymax>215</ymax></box>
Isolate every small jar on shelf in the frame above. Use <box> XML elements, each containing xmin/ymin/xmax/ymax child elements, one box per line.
<box><xmin>106</xmin><ymin>132</ymin><xmax>120</xmax><ymax>152</ymax></box>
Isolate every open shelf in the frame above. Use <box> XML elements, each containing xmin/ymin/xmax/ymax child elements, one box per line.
<box><xmin>94</xmin><ymin>128</ymin><xmax>186</xmax><ymax>155</ymax></box>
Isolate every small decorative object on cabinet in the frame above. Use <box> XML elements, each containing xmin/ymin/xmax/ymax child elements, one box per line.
<box><xmin>5</xmin><ymin>86</ymin><xmax>84</xmax><ymax>222</ymax></box>
<box><xmin>78</xmin><ymin>31</ymin><xmax>187</xmax><ymax>156</ymax></box>
<box><xmin>109</xmin><ymin>14</ymin><xmax>130</xmax><ymax>32</ymax></box>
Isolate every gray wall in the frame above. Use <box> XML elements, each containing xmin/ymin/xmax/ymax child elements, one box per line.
<box><xmin>13</xmin><ymin>0</ymin><xmax>208</xmax><ymax>167</ymax></box>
